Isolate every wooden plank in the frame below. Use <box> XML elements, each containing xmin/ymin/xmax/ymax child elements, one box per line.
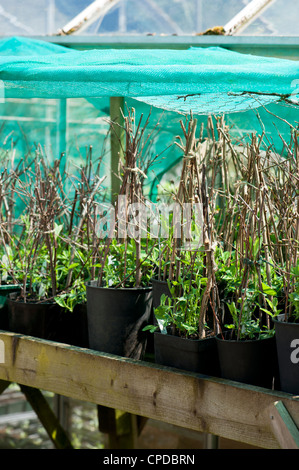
<box><xmin>0</xmin><ymin>331</ymin><xmax>299</xmax><ymax>449</ymax></box>
<box><xmin>269</xmin><ymin>401</ymin><xmax>299</xmax><ymax>449</ymax></box>
<box><xmin>19</xmin><ymin>384</ymin><xmax>73</xmax><ymax>449</ymax></box>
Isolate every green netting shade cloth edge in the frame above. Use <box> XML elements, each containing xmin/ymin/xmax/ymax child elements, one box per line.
<box><xmin>0</xmin><ymin>37</ymin><xmax>298</xmax><ymax>114</ymax></box>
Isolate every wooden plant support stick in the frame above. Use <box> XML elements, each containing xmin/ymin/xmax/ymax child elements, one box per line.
<box><xmin>198</xmin><ymin>164</ymin><xmax>219</xmax><ymax>338</ymax></box>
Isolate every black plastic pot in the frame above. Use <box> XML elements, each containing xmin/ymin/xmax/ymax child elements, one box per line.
<box><xmin>216</xmin><ymin>331</ymin><xmax>278</xmax><ymax>389</ymax></box>
<box><xmin>7</xmin><ymin>295</ymin><xmax>67</xmax><ymax>341</ymax></box>
<box><xmin>147</xmin><ymin>278</ymin><xmax>172</xmax><ymax>355</ymax></box>
<box><xmin>7</xmin><ymin>290</ymin><xmax>89</xmax><ymax>346</ymax></box>
<box><xmin>154</xmin><ymin>331</ymin><xmax>220</xmax><ymax>376</ymax></box>
<box><xmin>0</xmin><ymin>284</ymin><xmax>22</xmax><ymax>330</ymax></box>
<box><xmin>274</xmin><ymin>314</ymin><xmax>299</xmax><ymax>395</ymax></box>
<box><xmin>58</xmin><ymin>302</ymin><xmax>89</xmax><ymax>348</ymax></box>
<box><xmin>151</xmin><ymin>278</ymin><xmax>171</xmax><ymax>310</ymax></box>
<box><xmin>85</xmin><ymin>280</ymin><xmax>152</xmax><ymax>359</ymax></box>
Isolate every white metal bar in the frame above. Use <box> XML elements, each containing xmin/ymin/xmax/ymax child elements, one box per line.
<box><xmin>224</xmin><ymin>0</ymin><xmax>276</xmax><ymax>35</ymax></box>
<box><xmin>59</xmin><ymin>0</ymin><xmax>121</xmax><ymax>35</ymax></box>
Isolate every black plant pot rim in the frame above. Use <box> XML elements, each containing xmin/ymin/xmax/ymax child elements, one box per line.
<box><xmin>85</xmin><ymin>280</ymin><xmax>152</xmax><ymax>292</ymax></box>
<box><xmin>154</xmin><ymin>331</ymin><xmax>214</xmax><ymax>342</ymax></box>
<box><xmin>7</xmin><ymin>297</ymin><xmax>62</xmax><ymax>306</ymax></box>
<box><xmin>150</xmin><ymin>277</ymin><xmax>168</xmax><ymax>284</ymax></box>
<box><xmin>216</xmin><ymin>332</ymin><xmax>273</xmax><ymax>344</ymax></box>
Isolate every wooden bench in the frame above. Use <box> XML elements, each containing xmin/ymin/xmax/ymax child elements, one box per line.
<box><xmin>0</xmin><ymin>330</ymin><xmax>298</xmax><ymax>449</ymax></box>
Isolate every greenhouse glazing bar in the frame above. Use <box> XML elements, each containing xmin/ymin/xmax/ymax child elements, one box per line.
<box><xmin>223</xmin><ymin>0</ymin><xmax>275</xmax><ymax>35</ymax></box>
<box><xmin>16</xmin><ymin>35</ymin><xmax>299</xmax><ymax>60</ymax></box>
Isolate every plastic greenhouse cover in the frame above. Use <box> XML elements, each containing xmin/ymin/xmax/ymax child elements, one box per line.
<box><xmin>0</xmin><ymin>36</ymin><xmax>298</xmax><ymax>115</ymax></box>
<box><xmin>0</xmin><ymin>0</ymin><xmax>91</xmax><ymax>36</ymax></box>
<box><xmin>82</xmin><ymin>0</ymin><xmax>242</xmax><ymax>36</ymax></box>
<box><xmin>80</xmin><ymin>0</ymin><xmax>299</xmax><ymax>37</ymax></box>
<box><xmin>1</xmin><ymin>0</ymin><xmax>299</xmax><ymax>37</ymax></box>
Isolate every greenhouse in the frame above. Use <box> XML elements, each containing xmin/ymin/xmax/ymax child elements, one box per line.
<box><xmin>0</xmin><ymin>0</ymin><xmax>298</xmax><ymax>453</ymax></box>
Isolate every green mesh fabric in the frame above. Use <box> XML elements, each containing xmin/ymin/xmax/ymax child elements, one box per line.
<box><xmin>0</xmin><ymin>36</ymin><xmax>298</xmax><ymax>200</ymax></box>
<box><xmin>0</xmin><ymin>36</ymin><xmax>298</xmax><ymax>112</ymax></box>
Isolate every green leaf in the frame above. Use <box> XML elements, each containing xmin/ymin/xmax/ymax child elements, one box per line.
<box><xmin>259</xmin><ymin>307</ymin><xmax>280</xmax><ymax>318</ymax></box>
<box><xmin>224</xmin><ymin>324</ymin><xmax>235</xmax><ymax>330</ymax></box>
<box><xmin>261</xmin><ymin>282</ymin><xmax>277</xmax><ymax>296</ymax></box>
<box><xmin>142</xmin><ymin>325</ymin><xmax>158</xmax><ymax>333</ymax></box>
<box><xmin>68</xmin><ymin>263</ymin><xmax>79</xmax><ymax>270</ymax></box>
<box><xmin>253</xmin><ymin>237</ymin><xmax>261</xmax><ymax>258</ymax></box>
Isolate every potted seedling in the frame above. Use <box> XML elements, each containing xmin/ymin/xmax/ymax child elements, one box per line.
<box><xmin>85</xmin><ymin>108</ymin><xmax>158</xmax><ymax>359</ymax></box>
<box><xmin>273</xmin><ymin>265</ymin><xmax>299</xmax><ymax>394</ymax></box>
<box><xmin>215</xmin><ymin>261</ymin><xmax>280</xmax><ymax>388</ymax></box>
<box><xmin>214</xmin><ymin>131</ymin><xmax>283</xmax><ymax>389</ymax></box>
<box><xmin>0</xmin><ymin>145</ymin><xmax>30</xmax><ymax>328</ymax></box>
<box><xmin>145</xmin><ymin>116</ymin><xmax>222</xmax><ymax>374</ymax></box>
<box><xmin>4</xmin><ymin>154</ymin><xmax>69</xmax><ymax>341</ymax></box>
<box><xmin>149</xmin><ymin>256</ymin><xmax>221</xmax><ymax>375</ymax></box>
<box><xmin>271</xmin><ymin>128</ymin><xmax>299</xmax><ymax>394</ymax></box>
<box><xmin>4</xmin><ymin>150</ymin><xmax>105</xmax><ymax>346</ymax></box>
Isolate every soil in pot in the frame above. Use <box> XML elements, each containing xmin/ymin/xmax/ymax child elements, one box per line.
<box><xmin>86</xmin><ymin>280</ymin><xmax>152</xmax><ymax>359</ymax></box>
<box><xmin>154</xmin><ymin>331</ymin><xmax>220</xmax><ymax>376</ymax></box>
<box><xmin>274</xmin><ymin>314</ymin><xmax>299</xmax><ymax>395</ymax></box>
<box><xmin>216</xmin><ymin>331</ymin><xmax>278</xmax><ymax>389</ymax></box>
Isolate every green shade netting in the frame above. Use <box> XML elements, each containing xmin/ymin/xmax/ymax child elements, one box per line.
<box><xmin>0</xmin><ymin>36</ymin><xmax>298</xmax><ymax>200</ymax></box>
<box><xmin>0</xmin><ymin>36</ymin><xmax>298</xmax><ymax>113</ymax></box>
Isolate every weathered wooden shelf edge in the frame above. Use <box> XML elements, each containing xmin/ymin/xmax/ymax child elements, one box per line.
<box><xmin>0</xmin><ymin>330</ymin><xmax>298</xmax><ymax>449</ymax></box>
